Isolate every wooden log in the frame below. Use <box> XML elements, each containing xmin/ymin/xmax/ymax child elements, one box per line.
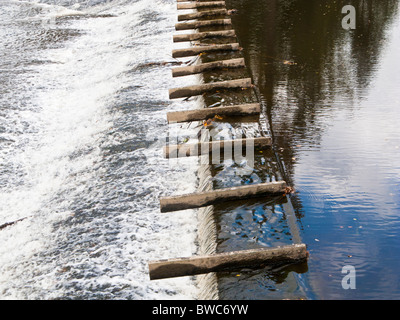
<box><xmin>167</xmin><ymin>103</ymin><xmax>260</xmax><ymax>123</ymax></box>
<box><xmin>160</xmin><ymin>180</ymin><xmax>284</xmax><ymax>212</ymax></box>
<box><xmin>172</xmin><ymin>58</ymin><xmax>245</xmax><ymax>77</ymax></box>
<box><xmin>178</xmin><ymin>9</ymin><xmax>227</xmax><ymax>21</ymax></box>
<box><xmin>173</xmin><ymin>30</ymin><xmax>236</xmax><ymax>43</ymax></box>
<box><xmin>0</xmin><ymin>217</ymin><xmax>28</xmax><ymax>231</ymax></box>
<box><xmin>169</xmin><ymin>78</ymin><xmax>252</xmax><ymax>99</ymax></box>
<box><xmin>175</xmin><ymin>18</ymin><xmax>232</xmax><ymax>31</ymax></box>
<box><xmin>164</xmin><ymin>136</ymin><xmax>271</xmax><ymax>159</ymax></box>
<box><xmin>149</xmin><ymin>244</ymin><xmax>307</xmax><ymax>280</ymax></box>
<box><xmin>172</xmin><ymin>43</ymin><xmax>240</xmax><ymax>58</ymax></box>
<box><xmin>177</xmin><ymin>1</ymin><xmax>225</xmax><ymax>9</ymax></box>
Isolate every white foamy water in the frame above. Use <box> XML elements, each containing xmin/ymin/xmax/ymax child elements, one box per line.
<box><xmin>0</xmin><ymin>0</ymin><xmax>201</xmax><ymax>299</ymax></box>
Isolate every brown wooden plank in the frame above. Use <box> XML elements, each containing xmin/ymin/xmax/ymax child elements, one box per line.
<box><xmin>172</xmin><ymin>58</ymin><xmax>244</xmax><ymax>77</ymax></box>
<box><xmin>160</xmin><ymin>180</ymin><xmax>283</xmax><ymax>212</ymax></box>
<box><xmin>149</xmin><ymin>244</ymin><xmax>308</xmax><ymax>280</ymax></box>
<box><xmin>177</xmin><ymin>1</ymin><xmax>225</xmax><ymax>9</ymax></box>
<box><xmin>175</xmin><ymin>18</ymin><xmax>232</xmax><ymax>31</ymax></box>
<box><xmin>178</xmin><ymin>9</ymin><xmax>227</xmax><ymax>21</ymax></box>
<box><xmin>173</xmin><ymin>29</ymin><xmax>236</xmax><ymax>43</ymax></box>
<box><xmin>164</xmin><ymin>136</ymin><xmax>271</xmax><ymax>159</ymax></box>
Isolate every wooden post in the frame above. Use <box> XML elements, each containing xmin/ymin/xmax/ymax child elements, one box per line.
<box><xmin>173</xmin><ymin>30</ymin><xmax>236</xmax><ymax>43</ymax></box>
<box><xmin>172</xmin><ymin>43</ymin><xmax>240</xmax><ymax>58</ymax></box>
<box><xmin>172</xmin><ymin>58</ymin><xmax>245</xmax><ymax>77</ymax></box>
<box><xmin>167</xmin><ymin>103</ymin><xmax>260</xmax><ymax>123</ymax></box>
<box><xmin>177</xmin><ymin>1</ymin><xmax>226</xmax><ymax>10</ymax></box>
<box><xmin>164</xmin><ymin>136</ymin><xmax>271</xmax><ymax>159</ymax></box>
<box><xmin>175</xmin><ymin>19</ymin><xmax>232</xmax><ymax>31</ymax></box>
<box><xmin>160</xmin><ymin>181</ymin><xmax>285</xmax><ymax>212</ymax></box>
<box><xmin>178</xmin><ymin>9</ymin><xmax>227</xmax><ymax>21</ymax></box>
<box><xmin>148</xmin><ymin>244</ymin><xmax>308</xmax><ymax>280</ymax></box>
<box><xmin>169</xmin><ymin>78</ymin><xmax>252</xmax><ymax>99</ymax></box>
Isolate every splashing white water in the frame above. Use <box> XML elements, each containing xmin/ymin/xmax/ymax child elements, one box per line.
<box><xmin>0</xmin><ymin>0</ymin><xmax>200</xmax><ymax>300</ymax></box>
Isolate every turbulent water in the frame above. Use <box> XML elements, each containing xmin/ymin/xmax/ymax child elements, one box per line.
<box><xmin>0</xmin><ymin>0</ymin><xmax>202</xmax><ymax>299</ymax></box>
<box><xmin>227</xmin><ymin>0</ymin><xmax>400</xmax><ymax>299</ymax></box>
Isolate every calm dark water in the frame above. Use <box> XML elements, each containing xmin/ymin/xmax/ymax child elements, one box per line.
<box><xmin>225</xmin><ymin>0</ymin><xmax>400</xmax><ymax>299</ymax></box>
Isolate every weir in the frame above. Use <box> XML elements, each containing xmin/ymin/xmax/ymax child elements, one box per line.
<box><xmin>148</xmin><ymin>0</ymin><xmax>308</xmax><ymax>297</ymax></box>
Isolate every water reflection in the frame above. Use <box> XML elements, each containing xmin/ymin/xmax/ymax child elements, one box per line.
<box><xmin>227</xmin><ymin>0</ymin><xmax>400</xmax><ymax>299</ymax></box>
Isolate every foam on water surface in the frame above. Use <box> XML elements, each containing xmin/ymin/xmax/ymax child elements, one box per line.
<box><xmin>0</xmin><ymin>0</ymin><xmax>201</xmax><ymax>299</ymax></box>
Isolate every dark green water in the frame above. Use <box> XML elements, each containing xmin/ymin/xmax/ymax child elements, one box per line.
<box><xmin>219</xmin><ymin>0</ymin><xmax>400</xmax><ymax>299</ymax></box>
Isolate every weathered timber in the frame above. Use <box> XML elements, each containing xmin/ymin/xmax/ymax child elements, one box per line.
<box><xmin>176</xmin><ymin>0</ymin><xmax>223</xmax><ymax>2</ymax></box>
<box><xmin>172</xmin><ymin>43</ymin><xmax>240</xmax><ymax>58</ymax></box>
<box><xmin>169</xmin><ymin>78</ymin><xmax>251</xmax><ymax>99</ymax></box>
<box><xmin>160</xmin><ymin>180</ymin><xmax>283</xmax><ymax>213</ymax></box>
<box><xmin>175</xmin><ymin>18</ymin><xmax>232</xmax><ymax>31</ymax></box>
<box><xmin>177</xmin><ymin>0</ymin><xmax>225</xmax><ymax>2</ymax></box>
<box><xmin>0</xmin><ymin>217</ymin><xmax>28</xmax><ymax>231</ymax></box>
<box><xmin>148</xmin><ymin>244</ymin><xmax>307</xmax><ymax>280</ymax></box>
<box><xmin>173</xmin><ymin>30</ymin><xmax>236</xmax><ymax>43</ymax></box>
<box><xmin>167</xmin><ymin>103</ymin><xmax>260</xmax><ymax>123</ymax></box>
<box><xmin>164</xmin><ymin>136</ymin><xmax>271</xmax><ymax>159</ymax></box>
<box><xmin>177</xmin><ymin>1</ymin><xmax>225</xmax><ymax>9</ymax></box>
<box><xmin>172</xmin><ymin>58</ymin><xmax>244</xmax><ymax>77</ymax></box>
<box><xmin>178</xmin><ymin>9</ymin><xmax>227</xmax><ymax>21</ymax></box>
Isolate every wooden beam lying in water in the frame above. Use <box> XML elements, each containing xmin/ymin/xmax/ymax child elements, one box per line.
<box><xmin>178</xmin><ymin>9</ymin><xmax>227</xmax><ymax>21</ymax></box>
<box><xmin>177</xmin><ymin>0</ymin><xmax>225</xmax><ymax>2</ymax></box>
<box><xmin>175</xmin><ymin>19</ymin><xmax>232</xmax><ymax>31</ymax></box>
<box><xmin>149</xmin><ymin>244</ymin><xmax>307</xmax><ymax>280</ymax></box>
<box><xmin>177</xmin><ymin>1</ymin><xmax>225</xmax><ymax>10</ymax></box>
<box><xmin>172</xmin><ymin>58</ymin><xmax>244</xmax><ymax>77</ymax></box>
<box><xmin>173</xmin><ymin>30</ymin><xmax>236</xmax><ymax>43</ymax></box>
<box><xmin>0</xmin><ymin>217</ymin><xmax>29</xmax><ymax>231</ymax></box>
<box><xmin>160</xmin><ymin>180</ymin><xmax>283</xmax><ymax>212</ymax></box>
<box><xmin>172</xmin><ymin>43</ymin><xmax>240</xmax><ymax>58</ymax></box>
<box><xmin>167</xmin><ymin>103</ymin><xmax>260</xmax><ymax>123</ymax></box>
<box><xmin>164</xmin><ymin>136</ymin><xmax>271</xmax><ymax>159</ymax></box>
<box><xmin>169</xmin><ymin>78</ymin><xmax>251</xmax><ymax>99</ymax></box>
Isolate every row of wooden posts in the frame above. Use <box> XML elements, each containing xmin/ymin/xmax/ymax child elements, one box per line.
<box><xmin>148</xmin><ymin>0</ymin><xmax>308</xmax><ymax>281</ymax></box>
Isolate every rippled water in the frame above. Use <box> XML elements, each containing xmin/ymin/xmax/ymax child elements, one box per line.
<box><xmin>226</xmin><ymin>0</ymin><xmax>400</xmax><ymax>299</ymax></box>
<box><xmin>0</xmin><ymin>0</ymin><xmax>201</xmax><ymax>299</ymax></box>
